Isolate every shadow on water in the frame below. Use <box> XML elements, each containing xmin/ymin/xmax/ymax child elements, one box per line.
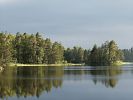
<box><xmin>0</xmin><ymin>65</ymin><xmax>132</xmax><ymax>99</ymax></box>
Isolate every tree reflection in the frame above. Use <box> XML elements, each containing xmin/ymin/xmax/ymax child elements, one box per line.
<box><xmin>64</xmin><ymin>66</ymin><xmax>122</xmax><ymax>88</ymax></box>
<box><xmin>0</xmin><ymin>66</ymin><xmax>63</xmax><ymax>99</ymax></box>
<box><xmin>90</xmin><ymin>66</ymin><xmax>122</xmax><ymax>88</ymax></box>
<box><xmin>0</xmin><ymin>66</ymin><xmax>123</xmax><ymax>99</ymax></box>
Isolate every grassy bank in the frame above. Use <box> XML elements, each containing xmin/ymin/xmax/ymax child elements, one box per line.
<box><xmin>9</xmin><ymin>63</ymin><xmax>85</xmax><ymax>67</ymax></box>
<box><xmin>8</xmin><ymin>61</ymin><xmax>132</xmax><ymax>67</ymax></box>
<box><xmin>120</xmin><ymin>62</ymin><xmax>133</xmax><ymax>65</ymax></box>
<box><xmin>112</xmin><ymin>61</ymin><xmax>133</xmax><ymax>66</ymax></box>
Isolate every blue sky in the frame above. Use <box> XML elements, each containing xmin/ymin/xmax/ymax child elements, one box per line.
<box><xmin>0</xmin><ymin>0</ymin><xmax>133</xmax><ymax>49</ymax></box>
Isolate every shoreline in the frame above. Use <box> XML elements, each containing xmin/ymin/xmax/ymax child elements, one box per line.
<box><xmin>8</xmin><ymin>61</ymin><xmax>133</xmax><ymax>67</ymax></box>
<box><xmin>112</xmin><ymin>61</ymin><xmax>133</xmax><ymax>66</ymax></box>
<box><xmin>9</xmin><ymin>63</ymin><xmax>85</xmax><ymax>67</ymax></box>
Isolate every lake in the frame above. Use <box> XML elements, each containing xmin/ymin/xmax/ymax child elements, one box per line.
<box><xmin>0</xmin><ymin>65</ymin><xmax>133</xmax><ymax>100</ymax></box>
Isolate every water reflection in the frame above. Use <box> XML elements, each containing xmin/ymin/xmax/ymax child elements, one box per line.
<box><xmin>90</xmin><ymin>67</ymin><xmax>122</xmax><ymax>88</ymax></box>
<box><xmin>64</xmin><ymin>66</ymin><xmax>122</xmax><ymax>88</ymax></box>
<box><xmin>0</xmin><ymin>66</ymin><xmax>130</xmax><ymax>99</ymax></box>
<box><xmin>0</xmin><ymin>67</ymin><xmax>63</xmax><ymax>99</ymax></box>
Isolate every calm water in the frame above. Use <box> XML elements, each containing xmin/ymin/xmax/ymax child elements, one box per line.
<box><xmin>0</xmin><ymin>65</ymin><xmax>133</xmax><ymax>100</ymax></box>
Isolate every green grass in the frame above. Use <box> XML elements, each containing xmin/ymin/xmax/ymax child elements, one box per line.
<box><xmin>9</xmin><ymin>61</ymin><xmax>132</xmax><ymax>67</ymax></box>
<box><xmin>112</xmin><ymin>61</ymin><xmax>132</xmax><ymax>66</ymax></box>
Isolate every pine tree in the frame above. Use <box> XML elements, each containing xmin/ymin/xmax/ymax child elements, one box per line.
<box><xmin>0</xmin><ymin>33</ymin><xmax>13</xmax><ymax>65</ymax></box>
<box><xmin>43</xmin><ymin>38</ymin><xmax>52</xmax><ymax>64</ymax></box>
<box><xmin>89</xmin><ymin>44</ymin><xmax>99</xmax><ymax>66</ymax></box>
<box><xmin>51</xmin><ymin>42</ymin><xmax>64</xmax><ymax>64</ymax></box>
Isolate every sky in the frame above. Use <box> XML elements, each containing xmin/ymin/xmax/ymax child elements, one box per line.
<box><xmin>0</xmin><ymin>0</ymin><xmax>133</xmax><ymax>49</ymax></box>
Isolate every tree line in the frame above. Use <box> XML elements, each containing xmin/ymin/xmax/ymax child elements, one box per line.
<box><xmin>122</xmin><ymin>48</ymin><xmax>133</xmax><ymax>62</ymax></box>
<box><xmin>64</xmin><ymin>40</ymin><xmax>124</xmax><ymax>66</ymax></box>
<box><xmin>0</xmin><ymin>32</ymin><xmax>64</xmax><ymax>65</ymax></box>
<box><xmin>0</xmin><ymin>32</ymin><xmax>124</xmax><ymax>66</ymax></box>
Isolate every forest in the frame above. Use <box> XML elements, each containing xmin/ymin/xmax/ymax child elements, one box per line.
<box><xmin>0</xmin><ymin>32</ymin><xmax>129</xmax><ymax>66</ymax></box>
<box><xmin>122</xmin><ymin>48</ymin><xmax>133</xmax><ymax>62</ymax></box>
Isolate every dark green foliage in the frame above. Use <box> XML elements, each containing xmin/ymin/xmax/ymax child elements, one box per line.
<box><xmin>0</xmin><ymin>32</ymin><xmax>64</xmax><ymax>64</ymax></box>
<box><xmin>64</xmin><ymin>40</ymin><xmax>123</xmax><ymax>66</ymax></box>
<box><xmin>14</xmin><ymin>32</ymin><xmax>45</xmax><ymax>64</ymax></box>
<box><xmin>64</xmin><ymin>47</ymin><xmax>85</xmax><ymax>63</ymax></box>
<box><xmin>83</xmin><ymin>49</ymin><xmax>90</xmax><ymax>64</ymax></box>
<box><xmin>0</xmin><ymin>33</ymin><xmax>14</xmax><ymax>65</ymax></box>
<box><xmin>0</xmin><ymin>32</ymin><xmax>124</xmax><ymax>66</ymax></box>
<box><xmin>51</xmin><ymin>42</ymin><xmax>64</xmax><ymax>64</ymax></box>
<box><xmin>64</xmin><ymin>48</ymin><xmax>73</xmax><ymax>63</ymax></box>
<box><xmin>122</xmin><ymin>48</ymin><xmax>133</xmax><ymax>62</ymax></box>
<box><xmin>88</xmin><ymin>40</ymin><xmax>124</xmax><ymax>66</ymax></box>
<box><xmin>43</xmin><ymin>38</ymin><xmax>52</xmax><ymax>64</ymax></box>
<box><xmin>89</xmin><ymin>45</ymin><xmax>101</xmax><ymax>66</ymax></box>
